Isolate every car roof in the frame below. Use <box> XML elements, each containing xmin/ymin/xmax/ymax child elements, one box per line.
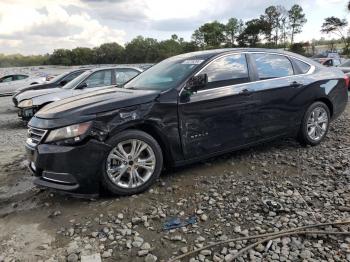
<box><xmin>84</xmin><ymin>66</ymin><xmax>144</xmax><ymax>74</ymax></box>
<box><xmin>173</xmin><ymin>48</ymin><xmax>319</xmax><ymax>66</ymax></box>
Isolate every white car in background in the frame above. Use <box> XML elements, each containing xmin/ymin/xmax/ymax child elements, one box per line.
<box><xmin>0</xmin><ymin>73</ymin><xmax>47</xmax><ymax>96</ymax></box>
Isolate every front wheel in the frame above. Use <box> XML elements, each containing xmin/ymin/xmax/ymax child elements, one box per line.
<box><xmin>101</xmin><ymin>130</ymin><xmax>163</xmax><ymax>196</ymax></box>
<box><xmin>298</xmin><ymin>101</ymin><xmax>330</xmax><ymax>146</ymax></box>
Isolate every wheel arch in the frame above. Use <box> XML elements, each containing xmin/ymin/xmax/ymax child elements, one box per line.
<box><xmin>118</xmin><ymin>122</ymin><xmax>174</xmax><ymax>169</ymax></box>
<box><xmin>314</xmin><ymin>97</ymin><xmax>333</xmax><ymax>117</ymax></box>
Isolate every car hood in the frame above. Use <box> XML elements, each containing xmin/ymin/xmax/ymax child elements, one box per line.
<box><xmin>15</xmin><ymin>82</ymin><xmax>53</xmax><ymax>93</ymax></box>
<box><xmin>30</xmin><ymin>88</ymin><xmax>160</xmax><ymax>128</ymax></box>
<box><xmin>16</xmin><ymin>87</ymin><xmax>63</xmax><ymax>103</ymax></box>
<box><xmin>337</xmin><ymin>66</ymin><xmax>350</xmax><ymax>73</ymax></box>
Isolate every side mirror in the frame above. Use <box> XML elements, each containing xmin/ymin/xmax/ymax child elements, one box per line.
<box><xmin>185</xmin><ymin>74</ymin><xmax>208</xmax><ymax>92</ymax></box>
<box><xmin>76</xmin><ymin>82</ymin><xmax>87</xmax><ymax>89</ymax></box>
<box><xmin>59</xmin><ymin>80</ymin><xmax>67</xmax><ymax>86</ymax></box>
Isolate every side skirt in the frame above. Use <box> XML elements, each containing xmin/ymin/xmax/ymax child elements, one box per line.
<box><xmin>173</xmin><ymin>132</ymin><xmax>292</xmax><ymax>168</ymax></box>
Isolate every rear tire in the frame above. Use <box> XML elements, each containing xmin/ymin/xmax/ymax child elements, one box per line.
<box><xmin>298</xmin><ymin>101</ymin><xmax>330</xmax><ymax>146</ymax></box>
<box><xmin>101</xmin><ymin>130</ymin><xmax>163</xmax><ymax>196</ymax></box>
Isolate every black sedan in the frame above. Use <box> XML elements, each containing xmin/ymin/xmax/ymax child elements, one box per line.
<box><xmin>26</xmin><ymin>48</ymin><xmax>348</xmax><ymax>197</ymax></box>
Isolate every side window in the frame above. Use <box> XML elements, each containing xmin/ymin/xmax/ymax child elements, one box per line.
<box><xmin>293</xmin><ymin>59</ymin><xmax>311</xmax><ymax>74</ymax></box>
<box><xmin>323</xmin><ymin>59</ymin><xmax>332</xmax><ymax>67</ymax></box>
<box><xmin>253</xmin><ymin>53</ymin><xmax>293</xmax><ymax>80</ymax></box>
<box><xmin>115</xmin><ymin>69</ymin><xmax>140</xmax><ymax>85</ymax></box>
<box><xmin>333</xmin><ymin>59</ymin><xmax>341</xmax><ymax>66</ymax></box>
<box><xmin>201</xmin><ymin>54</ymin><xmax>249</xmax><ymax>88</ymax></box>
<box><xmin>15</xmin><ymin>75</ymin><xmax>29</xmax><ymax>80</ymax></box>
<box><xmin>63</xmin><ymin>71</ymin><xmax>84</xmax><ymax>83</ymax></box>
<box><xmin>0</xmin><ymin>75</ymin><xmax>14</xmax><ymax>83</ymax></box>
<box><xmin>84</xmin><ymin>70</ymin><xmax>112</xmax><ymax>88</ymax></box>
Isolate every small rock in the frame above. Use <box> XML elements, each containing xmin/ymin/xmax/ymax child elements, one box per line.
<box><xmin>180</xmin><ymin>247</ymin><xmax>188</xmax><ymax>254</ymax></box>
<box><xmin>138</xmin><ymin>250</ymin><xmax>149</xmax><ymax>256</ymax></box>
<box><xmin>101</xmin><ymin>249</ymin><xmax>112</xmax><ymax>258</ymax></box>
<box><xmin>81</xmin><ymin>254</ymin><xmax>102</xmax><ymax>262</ymax></box>
<box><xmin>300</xmin><ymin>250</ymin><xmax>312</xmax><ymax>259</ymax></box>
<box><xmin>66</xmin><ymin>241</ymin><xmax>79</xmax><ymax>255</ymax></box>
<box><xmin>255</xmin><ymin>244</ymin><xmax>265</xmax><ymax>252</ymax></box>
<box><xmin>67</xmin><ymin>253</ymin><xmax>79</xmax><ymax>262</ymax></box>
<box><xmin>141</xmin><ymin>242</ymin><xmax>151</xmax><ymax>250</ymax></box>
<box><xmin>144</xmin><ymin>254</ymin><xmax>158</xmax><ymax>262</ymax></box>
<box><xmin>200</xmin><ymin>214</ymin><xmax>208</xmax><ymax>222</ymax></box>
<box><xmin>200</xmin><ymin>250</ymin><xmax>211</xmax><ymax>256</ymax></box>
<box><xmin>196</xmin><ymin>236</ymin><xmax>205</xmax><ymax>242</ymax></box>
<box><xmin>224</xmin><ymin>254</ymin><xmax>234</xmax><ymax>262</ymax></box>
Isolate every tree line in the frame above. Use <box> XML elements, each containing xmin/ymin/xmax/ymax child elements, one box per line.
<box><xmin>1</xmin><ymin>3</ymin><xmax>349</xmax><ymax>68</ymax></box>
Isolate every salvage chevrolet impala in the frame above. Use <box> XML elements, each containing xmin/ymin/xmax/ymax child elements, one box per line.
<box><xmin>26</xmin><ymin>49</ymin><xmax>348</xmax><ymax>197</ymax></box>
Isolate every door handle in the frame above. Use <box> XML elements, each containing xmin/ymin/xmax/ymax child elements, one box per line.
<box><xmin>289</xmin><ymin>81</ymin><xmax>303</xmax><ymax>88</ymax></box>
<box><xmin>240</xmin><ymin>88</ymin><xmax>251</xmax><ymax>95</ymax></box>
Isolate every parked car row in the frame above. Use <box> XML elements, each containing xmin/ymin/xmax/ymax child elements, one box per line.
<box><xmin>0</xmin><ymin>72</ymin><xmax>48</xmax><ymax>96</ymax></box>
<box><xmin>13</xmin><ymin>66</ymin><xmax>144</xmax><ymax>120</ymax></box>
<box><xmin>312</xmin><ymin>54</ymin><xmax>350</xmax><ymax>88</ymax></box>
<box><xmin>18</xmin><ymin>48</ymin><xmax>348</xmax><ymax>198</ymax></box>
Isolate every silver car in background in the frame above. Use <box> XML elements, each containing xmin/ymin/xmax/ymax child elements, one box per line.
<box><xmin>0</xmin><ymin>73</ymin><xmax>47</xmax><ymax>96</ymax></box>
<box><xmin>15</xmin><ymin>66</ymin><xmax>143</xmax><ymax>120</ymax></box>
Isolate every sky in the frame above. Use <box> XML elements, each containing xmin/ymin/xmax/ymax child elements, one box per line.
<box><xmin>0</xmin><ymin>0</ymin><xmax>349</xmax><ymax>55</ymax></box>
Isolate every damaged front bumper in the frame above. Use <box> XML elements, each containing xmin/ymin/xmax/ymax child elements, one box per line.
<box><xmin>18</xmin><ymin>107</ymin><xmax>38</xmax><ymax>121</ymax></box>
<box><xmin>26</xmin><ymin>139</ymin><xmax>111</xmax><ymax>197</ymax></box>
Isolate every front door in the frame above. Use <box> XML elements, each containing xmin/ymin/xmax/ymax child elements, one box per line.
<box><xmin>178</xmin><ymin>53</ymin><xmax>262</xmax><ymax>159</ymax></box>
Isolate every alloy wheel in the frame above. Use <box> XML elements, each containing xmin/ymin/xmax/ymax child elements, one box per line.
<box><xmin>306</xmin><ymin>106</ymin><xmax>329</xmax><ymax>141</ymax></box>
<box><xmin>106</xmin><ymin>139</ymin><xmax>156</xmax><ymax>189</ymax></box>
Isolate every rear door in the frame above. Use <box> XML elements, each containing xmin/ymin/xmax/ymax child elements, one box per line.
<box><xmin>249</xmin><ymin>52</ymin><xmax>312</xmax><ymax>138</ymax></box>
<box><xmin>179</xmin><ymin>53</ymin><xmax>263</xmax><ymax>158</ymax></box>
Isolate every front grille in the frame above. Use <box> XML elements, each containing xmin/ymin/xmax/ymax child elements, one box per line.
<box><xmin>27</xmin><ymin>127</ymin><xmax>47</xmax><ymax>147</ymax></box>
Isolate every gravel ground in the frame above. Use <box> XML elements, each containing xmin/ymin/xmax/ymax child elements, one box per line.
<box><xmin>0</xmin><ymin>95</ymin><xmax>349</xmax><ymax>262</ymax></box>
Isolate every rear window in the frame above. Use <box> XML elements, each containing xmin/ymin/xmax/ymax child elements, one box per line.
<box><xmin>294</xmin><ymin>59</ymin><xmax>311</xmax><ymax>74</ymax></box>
<box><xmin>253</xmin><ymin>53</ymin><xmax>294</xmax><ymax>80</ymax></box>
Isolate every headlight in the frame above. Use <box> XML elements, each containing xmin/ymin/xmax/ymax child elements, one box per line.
<box><xmin>45</xmin><ymin>122</ymin><xmax>92</xmax><ymax>143</ymax></box>
<box><xmin>18</xmin><ymin>99</ymin><xmax>33</xmax><ymax>108</ymax></box>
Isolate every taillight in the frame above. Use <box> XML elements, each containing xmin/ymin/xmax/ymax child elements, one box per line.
<box><xmin>344</xmin><ymin>75</ymin><xmax>350</xmax><ymax>88</ymax></box>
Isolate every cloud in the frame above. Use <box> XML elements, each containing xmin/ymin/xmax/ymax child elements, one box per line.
<box><xmin>0</xmin><ymin>1</ymin><xmax>125</xmax><ymax>54</ymax></box>
<box><xmin>0</xmin><ymin>0</ymin><xmax>349</xmax><ymax>55</ymax></box>
<box><xmin>81</xmin><ymin>0</ymin><xmax>148</xmax><ymax>23</ymax></box>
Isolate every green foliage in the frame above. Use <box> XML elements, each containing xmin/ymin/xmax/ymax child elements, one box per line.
<box><xmin>288</xmin><ymin>4</ymin><xmax>307</xmax><ymax>44</ymax></box>
<box><xmin>321</xmin><ymin>16</ymin><xmax>350</xmax><ymax>55</ymax></box>
<box><xmin>192</xmin><ymin>21</ymin><xmax>226</xmax><ymax>49</ymax></box>
<box><xmin>71</xmin><ymin>47</ymin><xmax>94</xmax><ymax>65</ymax></box>
<box><xmin>125</xmin><ymin>36</ymin><xmax>160</xmax><ymax>63</ymax></box>
<box><xmin>0</xmin><ymin>53</ymin><xmax>49</xmax><ymax>67</ymax></box>
<box><xmin>237</xmin><ymin>19</ymin><xmax>265</xmax><ymax>47</ymax></box>
<box><xmin>93</xmin><ymin>43</ymin><xmax>124</xmax><ymax>64</ymax></box>
<box><xmin>224</xmin><ymin>18</ymin><xmax>239</xmax><ymax>47</ymax></box>
<box><xmin>289</xmin><ymin>43</ymin><xmax>306</xmax><ymax>55</ymax></box>
<box><xmin>49</xmin><ymin>49</ymin><xmax>73</xmax><ymax>65</ymax></box>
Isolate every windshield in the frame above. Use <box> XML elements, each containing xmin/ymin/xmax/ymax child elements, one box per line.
<box><xmin>340</xmin><ymin>60</ymin><xmax>350</xmax><ymax>67</ymax></box>
<box><xmin>124</xmin><ymin>57</ymin><xmax>205</xmax><ymax>91</ymax></box>
<box><xmin>61</xmin><ymin>70</ymin><xmax>91</xmax><ymax>89</ymax></box>
<box><xmin>46</xmin><ymin>72</ymin><xmax>68</xmax><ymax>83</ymax></box>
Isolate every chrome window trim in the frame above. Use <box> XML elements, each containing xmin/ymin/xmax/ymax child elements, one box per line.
<box><xmin>181</xmin><ymin>51</ymin><xmax>316</xmax><ymax>95</ymax></box>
